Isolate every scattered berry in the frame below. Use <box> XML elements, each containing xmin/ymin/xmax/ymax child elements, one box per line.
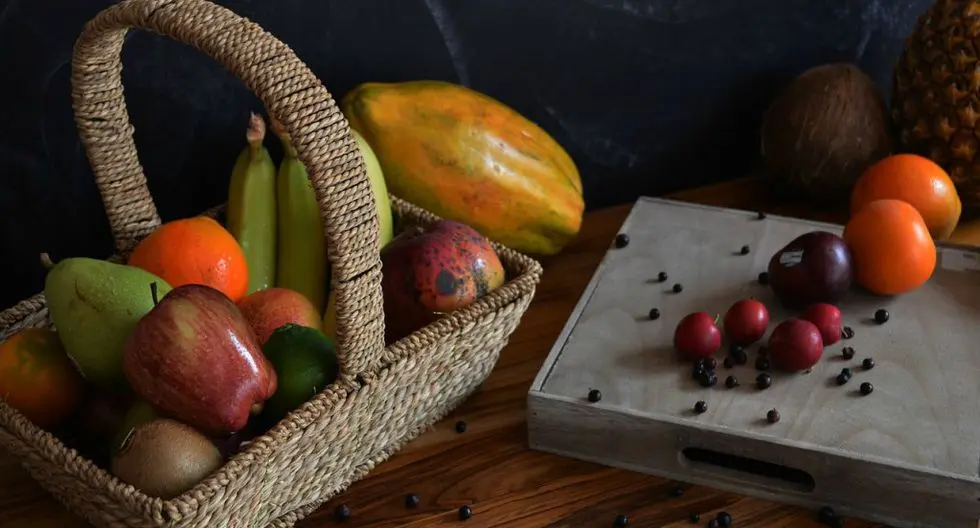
<box><xmin>860</xmin><ymin>382</ymin><xmax>874</xmax><ymax>395</ymax></box>
<box><xmin>649</xmin><ymin>308</ymin><xmax>660</xmax><ymax>320</ymax></box>
<box><xmin>455</xmin><ymin>420</ymin><xmax>467</xmax><ymax>433</ymax></box>
<box><xmin>458</xmin><ymin>505</ymin><xmax>473</xmax><ymax>520</ymax></box>
<box><xmin>670</xmin><ymin>486</ymin><xmax>685</xmax><ymax>497</ymax></box>
<box><xmin>694</xmin><ymin>400</ymin><xmax>708</xmax><ymax>414</ymax></box>
<box><xmin>704</xmin><ymin>357</ymin><xmax>717</xmax><ymax>370</ymax></box>
<box><xmin>614</xmin><ymin>233</ymin><xmax>630</xmax><ymax>248</ymax></box>
<box><xmin>862</xmin><ymin>357</ymin><xmax>875</xmax><ymax>370</ymax></box>
<box><xmin>758</xmin><ymin>271</ymin><xmax>769</xmax><ymax>285</ymax></box>
<box><xmin>841</xmin><ymin>346</ymin><xmax>855</xmax><ymax>360</ymax></box>
<box><xmin>755</xmin><ymin>356</ymin><xmax>770</xmax><ymax>371</ymax></box>
<box><xmin>658</xmin><ymin>271</ymin><xmax>668</xmax><ymax>282</ymax></box>
<box><xmin>729</xmin><ymin>343</ymin><xmax>743</xmax><ymax>355</ymax></box>
<box><xmin>613</xmin><ymin>514</ymin><xmax>629</xmax><ymax>527</ymax></box>
<box><xmin>817</xmin><ymin>506</ymin><xmax>838</xmax><ymax>525</ymax></box>
<box><xmin>698</xmin><ymin>372</ymin><xmax>718</xmax><ymax>388</ymax></box>
<box><xmin>689</xmin><ymin>512</ymin><xmax>700</xmax><ymax>523</ymax></box>
<box><xmin>733</xmin><ymin>348</ymin><xmax>748</xmax><ymax>365</ymax></box>
<box><xmin>716</xmin><ymin>511</ymin><xmax>733</xmax><ymax>527</ymax></box>
<box><xmin>333</xmin><ymin>504</ymin><xmax>351</xmax><ymax>521</ymax></box>
<box><xmin>587</xmin><ymin>389</ymin><xmax>602</xmax><ymax>403</ymax></box>
<box><xmin>673</xmin><ymin>283</ymin><xmax>683</xmax><ymax>293</ymax></box>
<box><xmin>757</xmin><ymin>211</ymin><xmax>767</xmax><ymax>220</ymax></box>
<box><xmin>842</xmin><ymin>326</ymin><xmax>855</xmax><ymax>339</ymax></box>
<box><xmin>874</xmin><ymin>309</ymin><xmax>890</xmax><ymax>324</ymax></box>
<box><xmin>405</xmin><ymin>493</ymin><xmax>420</xmax><ymax>508</ymax></box>
<box><xmin>836</xmin><ymin>372</ymin><xmax>850</xmax><ymax>386</ymax></box>
<box><xmin>840</xmin><ymin>367</ymin><xmax>852</xmax><ymax>378</ymax></box>
<box><xmin>766</xmin><ymin>409</ymin><xmax>780</xmax><ymax>423</ymax></box>
<box><xmin>723</xmin><ymin>356</ymin><xmax>735</xmax><ymax>369</ymax></box>
<box><xmin>740</xmin><ymin>245</ymin><xmax>750</xmax><ymax>255</ymax></box>
<box><xmin>725</xmin><ymin>375</ymin><xmax>739</xmax><ymax>388</ymax></box>
<box><xmin>756</xmin><ymin>372</ymin><xmax>772</xmax><ymax>390</ymax></box>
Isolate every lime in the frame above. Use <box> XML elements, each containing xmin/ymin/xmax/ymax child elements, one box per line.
<box><xmin>260</xmin><ymin>323</ymin><xmax>339</xmax><ymax>427</ymax></box>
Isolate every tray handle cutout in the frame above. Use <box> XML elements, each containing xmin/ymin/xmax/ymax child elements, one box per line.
<box><xmin>680</xmin><ymin>447</ymin><xmax>816</xmax><ymax>493</ymax></box>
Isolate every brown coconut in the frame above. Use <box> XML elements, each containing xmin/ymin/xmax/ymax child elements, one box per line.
<box><xmin>761</xmin><ymin>63</ymin><xmax>894</xmax><ymax>203</ymax></box>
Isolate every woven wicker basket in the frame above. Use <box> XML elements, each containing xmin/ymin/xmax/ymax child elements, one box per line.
<box><xmin>0</xmin><ymin>0</ymin><xmax>543</xmax><ymax>526</ymax></box>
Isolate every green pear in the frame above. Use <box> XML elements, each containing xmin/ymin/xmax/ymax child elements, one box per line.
<box><xmin>42</xmin><ymin>254</ymin><xmax>172</xmax><ymax>393</ymax></box>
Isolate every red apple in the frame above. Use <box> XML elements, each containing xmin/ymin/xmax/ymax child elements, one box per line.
<box><xmin>674</xmin><ymin>312</ymin><xmax>722</xmax><ymax>361</ymax></box>
<box><xmin>123</xmin><ymin>284</ymin><xmax>278</xmax><ymax>435</ymax></box>
<box><xmin>380</xmin><ymin>220</ymin><xmax>505</xmax><ymax>344</ymax></box>
<box><xmin>768</xmin><ymin>318</ymin><xmax>824</xmax><ymax>372</ymax></box>
<box><xmin>237</xmin><ymin>287</ymin><xmax>321</xmax><ymax>345</ymax></box>
<box><xmin>723</xmin><ymin>299</ymin><xmax>770</xmax><ymax>345</ymax></box>
<box><xmin>801</xmin><ymin>303</ymin><xmax>842</xmax><ymax>346</ymax></box>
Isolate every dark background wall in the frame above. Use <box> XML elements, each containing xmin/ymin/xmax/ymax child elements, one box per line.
<box><xmin>0</xmin><ymin>0</ymin><xmax>932</xmax><ymax>308</ymax></box>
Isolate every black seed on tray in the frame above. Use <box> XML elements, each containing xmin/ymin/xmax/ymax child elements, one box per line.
<box><xmin>723</xmin><ymin>356</ymin><xmax>734</xmax><ymax>369</ymax></box>
<box><xmin>613</xmin><ymin>514</ymin><xmax>629</xmax><ymax>527</ymax></box>
<box><xmin>333</xmin><ymin>504</ymin><xmax>351</xmax><ymax>521</ymax></box>
<box><xmin>740</xmin><ymin>245</ymin><xmax>750</xmax><ymax>255</ymax></box>
<box><xmin>649</xmin><ymin>308</ymin><xmax>661</xmax><ymax>320</ymax></box>
<box><xmin>767</xmin><ymin>409</ymin><xmax>780</xmax><ymax>423</ymax></box>
<box><xmin>587</xmin><ymin>389</ymin><xmax>602</xmax><ymax>403</ymax></box>
<box><xmin>716</xmin><ymin>511</ymin><xmax>733</xmax><ymax>527</ymax></box>
<box><xmin>614</xmin><ymin>233</ymin><xmax>630</xmax><ymax>248</ymax></box>
<box><xmin>704</xmin><ymin>357</ymin><xmax>717</xmax><ymax>370</ymax></box>
<box><xmin>757</xmin><ymin>211</ymin><xmax>767</xmax><ymax>220</ymax></box>
<box><xmin>673</xmin><ymin>283</ymin><xmax>683</xmax><ymax>293</ymax></box>
<box><xmin>725</xmin><ymin>375</ymin><xmax>739</xmax><ymax>388</ymax></box>
<box><xmin>455</xmin><ymin>420</ymin><xmax>467</xmax><ymax>433</ymax></box>
<box><xmin>670</xmin><ymin>486</ymin><xmax>685</xmax><ymax>497</ymax></box>
<box><xmin>658</xmin><ymin>271</ymin><xmax>668</xmax><ymax>282</ymax></box>
<box><xmin>841</xmin><ymin>346</ymin><xmax>855</xmax><ymax>360</ymax></box>
<box><xmin>459</xmin><ymin>505</ymin><xmax>473</xmax><ymax>520</ymax></box>
<box><xmin>728</xmin><ymin>343</ymin><xmax>743</xmax><ymax>356</ymax></box>
<box><xmin>758</xmin><ymin>271</ymin><xmax>769</xmax><ymax>285</ymax></box>
<box><xmin>755</xmin><ymin>356</ymin><xmax>770</xmax><ymax>371</ymax></box>
<box><xmin>862</xmin><ymin>357</ymin><xmax>875</xmax><ymax>370</ymax></box>
<box><xmin>699</xmin><ymin>372</ymin><xmax>718</xmax><ymax>388</ymax></box>
<box><xmin>836</xmin><ymin>372</ymin><xmax>850</xmax><ymax>386</ymax></box>
<box><xmin>756</xmin><ymin>372</ymin><xmax>772</xmax><ymax>390</ymax></box>
<box><xmin>860</xmin><ymin>382</ymin><xmax>874</xmax><ymax>395</ymax></box>
<box><xmin>733</xmin><ymin>349</ymin><xmax>748</xmax><ymax>365</ymax></box>
<box><xmin>405</xmin><ymin>493</ymin><xmax>420</xmax><ymax>508</ymax></box>
<box><xmin>842</xmin><ymin>326</ymin><xmax>855</xmax><ymax>339</ymax></box>
<box><xmin>694</xmin><ymin>400</ymin><xmax>708</xmax><ymax>413</ymax></box>
<box><xmin>840</xmin><ymin>367</ymin><xmax>852</xmax><ymax>378</ymax></box>
<box><xmin>689</xmin><ymin>512</ymin><xmax>700</xmax><ymax>523</ymax></box>
<box><xmin>874</xmin><ymin>308</ymin><xmax>890</xmax><ymax>324</ymax></box>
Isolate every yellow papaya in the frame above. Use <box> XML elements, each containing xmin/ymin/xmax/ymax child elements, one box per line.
<box><xmin>340</xmin><ymin>80</ymin><xmax>584</xmax><ymax>255</ymax></box>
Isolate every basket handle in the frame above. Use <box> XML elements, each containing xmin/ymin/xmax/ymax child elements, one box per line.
<box><xmin>70</xmin><ymin>0</ymin><xmax>385</xmax><ymax>378</ymax></box>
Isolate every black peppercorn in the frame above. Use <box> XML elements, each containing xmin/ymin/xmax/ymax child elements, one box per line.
<box><xmin>756</xmin><ymin>372</ymin><xmax>772</xmax><ymax>390</ymax></box>
<box><xmin>613</xmin><ymin>514</ymin><xmax>629</xmax><ymax>527</ymax></box>
<box><xmin>614</xmin><ymin>233</ymin><xmax>630</xmax><ymax>248</ymax></box>
<box><xmin>672</xmin><ymin>283</ymin><xmax>683</xmax><ymax>293</ymax></box>
<box><xmin>862</xmin><ymin>357</ymin><xmax>875</xmax><ymax>370</ymax></box>
<box><xmin>840</xmin><ymin>367</ymin><xmax>852</xmax><ymax>378</ymax></box>
<box><xmin>699</xmin><ymin>372</ymin><xmax>718</xmax><ymax>388</ymax></box>
<box><xmin>728</xmin><ymin>343</ymin><xmax>743</xmax><ymax>356</ymax></box>
<box><xmin>755</xmin><ymin>356</ymin><xmax>770</xmax><ymax>371</ymax></box>
<box><xmin>841</xmin><ymin>346</ymin><xmax>855</xmax><ymax>360</ymax></box>
<box><xmin>405</xmin><ymin>493</ymin><xmax>420</xmax><ymax>508</ymax></box>
<box><xmin>716</xmin><ymin>511</ymin><xmax>733</xmax><ymax>527</ymax></box>
<box><xmin>757</xmin><ymin>271</ymin><xmax>769</xmax><ymax>285</ymax></box>
<box><xmin>766</xmin><ymin>408</ymin><xmax>780</xmax><ymax>423</ymax></box>
<box><xmin>689</xmin><ymin>512</ymin><xmax>700</xmax><ymax>523</ymax></box>
<box><xmin>836</xmin><ymin>372</ymin><xmax>850</xmax><ymax>386</ymax></box>
<box><xmin>333</xmin><ymin>504</ymin><xmax>351</xmax><ymax>521</ymax></box>
<box><xmin>694</xmin><ymin>400</ymin><xmax>708</xmax><ymax>413</ymax></box>
<box><xmin>740</xmin><ymin>245</ymin><xmax>750</xmax><ymax>255</ymax></box>
<box><xmin>692</xmin><ymin>365</ymin><xmax>706</xmax><ymax>380</ymax></box>
<box><xmin>587</xmin><ymin>389</ymin><xmax>602</xmax><ymax>403</ymax></box>
<box><xmin>455</xmin><ymin>420</ymin><xmax>467</xmax><ymax>433</ymax></box>
<box><xmin>725</xmin><ymin>375</ymin><xmax>739</xmax><ymax>388</ymax></box>
<box><xmin>723</xmin><ymin>356</ymin><xmax>734</xmax><ymax>369</ymax></box>
<box><xmin>708</xmin><ymin>520</ymin><xmax>720</xmax><ymax>528</ymax></box>
<box><xmin>458</xmin><ymin>505</ymin><xmax>473</xmax><ymax>520</ymax></box>
<box><xmin>874</xmin><ymin>308</ymin><xmax>889</xmax><ymax>324</ymax></box>
<box><xmin>658</xmin><ymin>271</ymin><xmax>668</xmax><ymax>282</ymax></box>
<box><xmin>670</xmin><ymin>486</ymin><xmax>685</xmax><ymax>497</ymax></box>
<box><xmin>649</xmin><ymin>308</ymin><xmax>660</xmax><ymax>320</ymax></box>
<box><xmin>733</xmin><ymin>348</ymin><xmax>748</xmax><ymax>365</ymax></box>
<box><xmin>860</xmin><ymin>382</ymin><xmax>874</xmax><ymax>395</ymax></box>
<box><xmin>704</xmin><ymin>357</ymin><xmax>717</xmax><ymax>370</ymax></box>
<box><xmin>757</xmin><ymin>211</ymin><xmax>767</xmax><ymax>220</ymax></box>
<box><xmin>842</xmin><ymin>326</ymin><xmax>854</xmax><ymax>339</ymax></box>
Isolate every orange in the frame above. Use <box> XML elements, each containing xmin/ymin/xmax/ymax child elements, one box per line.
<box><xmin>128</xmin><ymin>216</ymin><xmax>249</xmax><ymax>302</ymax></box>
<box><xmin>0</xmin><ymin>328</ymin><xmax>86</xmax><ymax>429</ymax></box>
<box><xmin>851</xmin><ymin>153</ymin><xmax>962</xmax><ymax>240</ymax></box>
<box><xmin>843</xmin><ymin>199</ymin><xmax>936</xmax><ymax>296</ymax></box>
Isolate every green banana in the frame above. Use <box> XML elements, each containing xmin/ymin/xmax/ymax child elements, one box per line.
<box><xmin>227</xmin><ymin>112</ymin><xmax>278</xmax><ymax>294</ymax></box>
<box><xmin>272</xmin><ymin>119</ymin><xmax>327</xmax><ymax>314</ymax></box>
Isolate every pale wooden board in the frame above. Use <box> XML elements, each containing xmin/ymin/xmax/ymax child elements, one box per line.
<box><xmin>528</xmin><ymin>197</ymin><xmax>980</xmax><ymax>528</ymax></box>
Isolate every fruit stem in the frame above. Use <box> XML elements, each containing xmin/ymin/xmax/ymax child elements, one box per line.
<box><xmin>39</xmin><ymin>253</ymin><xmax>55</xmax><ymax>270</ymax></box>
<box><xmin>246</xmin><ymin>112</ymin><xmax>266</xmax><ymax>157</ymax></box>
<box><xmin>269</xmin><ymin>116</ymin><xmax>298</xmax><ymax>158</ymax></box>
<box><xmin>150</xmin><ymin>282</ymin><xmax>159</xmax><ymax>306</ymax></box>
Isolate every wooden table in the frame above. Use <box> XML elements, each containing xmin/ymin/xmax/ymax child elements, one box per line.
<box><xmin>4</xmin><ymin>178</ymin><xmax>979</xmax><ymax>527</ymax></box>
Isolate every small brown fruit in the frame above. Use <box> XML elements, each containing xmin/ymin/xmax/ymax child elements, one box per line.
<box><xmin>761</xmin><ymin>63</ymin><xmax>893</xmax><ymax>203</ymax></box>
<box><xmin>110</xmin><ymin>419</ymin><xmax>223</xmax><ymax>499</ymax></box>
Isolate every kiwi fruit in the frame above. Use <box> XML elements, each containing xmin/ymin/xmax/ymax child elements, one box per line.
<box><xmin>110</xmin><ymin>419</ymin><xmax>223</xmax><ymax>499</ymax></box>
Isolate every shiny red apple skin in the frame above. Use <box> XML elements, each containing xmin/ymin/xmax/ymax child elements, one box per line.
<box><xmin>122</xmin><ymin>284</ymin><xmax>277</xmax><ymax>435</ymax></box>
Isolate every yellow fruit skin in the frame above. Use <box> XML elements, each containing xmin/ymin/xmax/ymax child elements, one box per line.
<box><xmin>340</xmin><ymin>80</ymin><xmax>584</xmax><ymax>255</ymax></box>
<box><xmin>275</xmin><ymin>142</ymin><xmax>327</xmax><ymax>315</ymax></box>
<box><xmin>227</xmin><ymin>117</ymin><xmax>277</xmax><ymax>294</ymax></box>
<box><xmin>352</xmin><ymin>129</ymin><xmax>394</xmax><ymax>249</ymax></box>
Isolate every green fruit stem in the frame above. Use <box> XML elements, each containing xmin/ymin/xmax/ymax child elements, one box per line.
<box><xmin>269</xmin><ymin>117</ymin><xmax>299</xmax><ymax>158</ymax></box>
<box><xmin>150</xmin><ymin>282</ymin><xmax>160</xmax><ymax>306</ymax></box>
<box><xmin>40</xmin><ymin>252</ymin><xmax>55</xmax><ymax>270</ymax></box>
<box><xmin>246</xmin><ymin>112</ymin><xmax>266</xmax><ymax>158</ymax></box>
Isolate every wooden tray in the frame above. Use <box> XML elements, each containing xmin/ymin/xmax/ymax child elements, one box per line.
<box><xmin>527</xmin><ymin>197</ymin><xmax>980</xmax><ymax>528</ymax></box>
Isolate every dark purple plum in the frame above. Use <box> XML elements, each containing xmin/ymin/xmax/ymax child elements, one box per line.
<box><xmin>768</xmin><ymin>231</ymin><xmax>853</xmax><ymax>309</ymax></box>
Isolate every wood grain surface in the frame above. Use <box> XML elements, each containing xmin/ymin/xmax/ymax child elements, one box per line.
<box><xmin>4</xmin><ymin>177</ymin><xmax>980</xmax><ymax>528</ymax></box>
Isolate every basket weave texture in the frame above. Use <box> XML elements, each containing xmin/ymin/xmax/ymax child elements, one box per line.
<box><xmin>0</xmin><ymin>0</ymin><xmax>543</xmax><ymax>526</ymax></box>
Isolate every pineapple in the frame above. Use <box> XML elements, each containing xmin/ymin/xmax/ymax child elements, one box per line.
<box><xmin>893</xmin><ymin>0</ymin><xmax>980</xmax><ymax>208</ymax></box>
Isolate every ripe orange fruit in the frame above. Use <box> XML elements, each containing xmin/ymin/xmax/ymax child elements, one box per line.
<box><xmin>0</xmin><ymin>328</ymin><xmax>86</xmax><ymax>429</ymax></box>
<box><xmin>851</xmin><ymin>154</ymin><xmax>962</xmax><ymax>240</ymax></box>
<box><xmin>843</xmin><ymin>199</ymin><xmax>936</xmax><ymax>296</ymax></box>
<box><xmin>128</xmin><ymin>216</ymin><xmax>249</xmax><ymax>302</ymax></box>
